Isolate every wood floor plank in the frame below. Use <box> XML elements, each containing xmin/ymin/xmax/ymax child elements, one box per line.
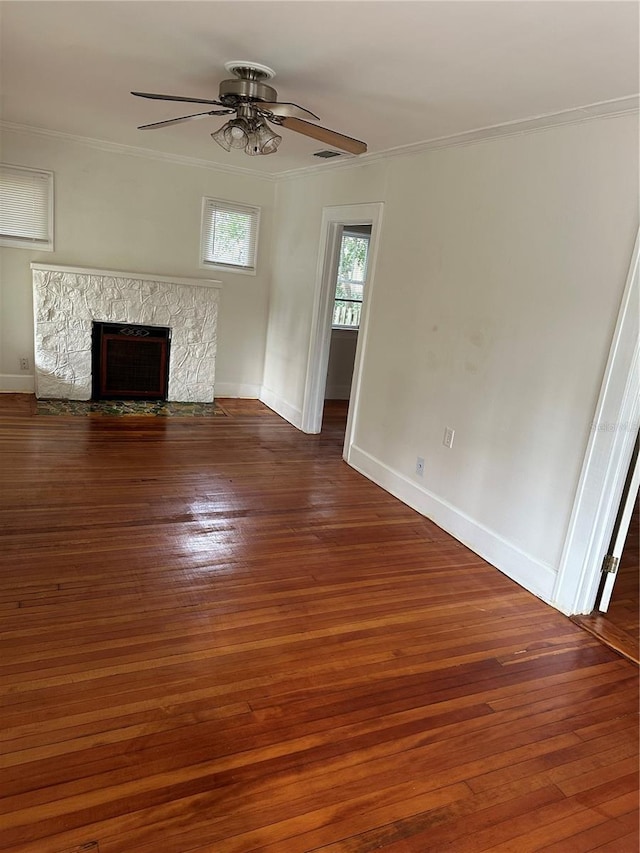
<box><xmin>0</xmin><ymin>395</ymin><xmax>637</xmax><ymax>853</ymax></box>
<box><xmin>536</xmin><ymin>810</ymin><xmax>640</xmax><ymax>853</ymax></box>
<box><xmin>302</xmin><ymin>781</ymin><xmax>570</xmax><ymax>853</ymax></box>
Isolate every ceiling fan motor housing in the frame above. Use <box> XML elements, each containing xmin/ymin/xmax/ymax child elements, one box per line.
<box><xmin>219</xmin><ymin>63</ymin><xmax>278</xmax><ymax>106</ymax></box>
<box><xmin>219</xmin><ymin>77</ymin><xmax>278</xmax><ymax>105</ymax></box>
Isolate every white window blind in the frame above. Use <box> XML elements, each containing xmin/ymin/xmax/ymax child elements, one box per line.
<box><xmin>0</xmin><ymin>165</ymin><xmax>54</xmax><ymax>250</ymax></box>
<box><xmin>201</xmin><ymin>198</ymin><xmax>259</xmax><ymax>273</ymax></box>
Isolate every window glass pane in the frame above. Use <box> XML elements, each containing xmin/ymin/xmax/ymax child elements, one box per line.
<box><xmin>338</xmin><ymin>235</ymin><xmax>369</xmax><ymax>285</ymax></box>
<box><xmin>211</xmin><ymin>209</ymin><xmax>252</xmax><ymax>266</ymax></box>
<box><xmin>335</xmin><ymin>280</ymin><xmax>364</xmax><ymax>301</ymax></box>
<box><xmin>333</xmin><ymin>231</ymin><xmax>369</xmax><ymax>328</ymax></box>
<box><xmin>201</xmin><ymin>198</ymin><xmax>259</xmax><ymax>272</ymax></box>
<box><xmin>333</xmin><ymin>300</ymin><xmax>362</xmax><ymax>328</ymax></box>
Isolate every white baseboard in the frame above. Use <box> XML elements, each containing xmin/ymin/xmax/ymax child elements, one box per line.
<box><xmin>347</xmin><ymin>443</ymin><xmax>558</xmax><ymax>606</ymax></box>
<box><xmin>259</xmin><ymin>386</ymin><xmax>303</xmax><ymax>430</ymax></box>
<box><xmin>214</xmin><ymin>382</ymin><xmax>261</xmax><ymax>399</ymax></box>
<box><xmin>0</xmin><ymin>374</ymin><xmax>35</xmax><ymax>393</ymax></box>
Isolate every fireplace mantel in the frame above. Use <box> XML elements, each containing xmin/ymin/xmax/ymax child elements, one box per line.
<box><xmin>31</xmin><ymin>264</ymin><xmax>222</xmax><ymax>402</ymax></box>
<box><xmin>31</xmin><ymin>264</ymin><xmax>222</xmax><ymax>291</ymax></box>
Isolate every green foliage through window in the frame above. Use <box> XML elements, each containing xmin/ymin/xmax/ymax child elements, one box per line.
<box><xmin>333</xmin><ymin>231</ymin><xmax>369</xmax><ymax>328</ymax></box>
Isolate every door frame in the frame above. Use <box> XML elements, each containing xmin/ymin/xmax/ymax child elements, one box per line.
<box><xmin>301</xmin><ymin>202</ymin><xmax>384</xmax><ymax>456</ymax></box>
<box><xmin>597</xmin><ymin>434</ymin><xmax>639</xmax><ymax>612</ymax></box>
<box><xmin>553</xmin><ymin>229</ymin><xmax>639</xmax><ymax>614</ymax></box>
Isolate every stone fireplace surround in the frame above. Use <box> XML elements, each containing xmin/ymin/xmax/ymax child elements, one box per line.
<box><xmin>31</xmin><ymin>264</ymin><xmax>222</xmax><ymax>402</ymax></box>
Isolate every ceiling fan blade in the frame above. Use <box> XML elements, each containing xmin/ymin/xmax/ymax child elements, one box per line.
<box><xmin>138</xmin><ymin>110</ymin><xmax>233</xmax><ymax>130</ymax></box>
<box><xmin>260</xmin><ymin>102</ymin><xmax>320</xmax><ymax>121</ymax></box>
<box><xmin>277</xmin><ymin>116</ymin><xmax>367</xmax><ymax>155</ymax></box>
<box><xmin>131</xmin><ymin>91</ymin><xmax>226</xmax><ymax>106</ymax></box>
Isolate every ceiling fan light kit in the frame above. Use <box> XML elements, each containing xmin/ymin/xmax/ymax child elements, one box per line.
<box><xmin>132</xmin><ymin>61</ymin><xmax>367</xmax><ymax>157</ymax></box>
<box><xmin>211</xmin><ymin>115</ymin><xmax>282</xmax><ymax>156</ymax></box>
<box><xmin>249</xmin><ymin>121</ymin><xmax>282</xmax><ymax>156</ymax></box>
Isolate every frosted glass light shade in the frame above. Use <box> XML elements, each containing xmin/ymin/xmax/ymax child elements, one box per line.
<box><xmin>211</xmin><ymin>125</ymin><xmax>231</xmax><ymax>151</ymax></box>
<box><xmin>211</xmin><ymin>118</ymin><xmax>251</xmax><ymax>151</ymax></box>
<box><xmin>212</xmin><ymin>117</ymin><xmax>282</xmax><ymax>155</ymax></box>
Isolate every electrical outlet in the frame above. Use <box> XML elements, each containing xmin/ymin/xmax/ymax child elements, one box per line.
<box><xmin>443</xmin><ymin>427</ymin><xmax>455</xmax><ymax>449</ymax></box>
<box><xmin>416</xmin><ymin>456</ymin><xmax>425</xmax><ymax>476</ymax></box>
<box><xmin>19</xmin><ymin>357</ymin><xmax>30</xmax><ymax>371</ymax></box>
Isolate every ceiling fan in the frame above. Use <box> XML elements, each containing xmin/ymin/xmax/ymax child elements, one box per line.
<box><xmin>132</xmin><ymin>61</ymin><xmax>367</xmax><ymax>157</ymax></box>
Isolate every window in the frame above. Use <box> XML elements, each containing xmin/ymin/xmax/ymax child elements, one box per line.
<box><xmin>332</xmin><ymin>229</ymin><xmax>370</xmax><ymax>329</ymax></box>
<box><xmin>201</xmin><ymin>198</ymin><xmax>260</xmax><ymax>274</ymax></box>
<box><xmin>0</xmin><ymin>164</ymin><xmax>54</xmax><ymax>250</ymax></box>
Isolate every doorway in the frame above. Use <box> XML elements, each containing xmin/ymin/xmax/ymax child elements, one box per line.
<box><xmin>301</xmin><ymin>202</ymin><xmax>384</xmax><ymax>460</ymax></box>
<box><xmin>573</xmin><ymin>431</ymin><xmax>640</xmax><ymax>663</ymax></box>
<box><xmin>323</xmin><ymin>224</ymin><xmax>371</xmax><ymax>437</ymax></box>
<box><xmin>553</xmin><ymin>229</ymin><xmax>639</xmax><ymax>616</ymax></box>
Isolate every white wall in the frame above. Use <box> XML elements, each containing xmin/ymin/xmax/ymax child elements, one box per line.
<box><xmin>325</xmin><ymin>329</ymin><xmax>358</xmax><ymax>399</ymax></box>
<box><xmin>263</xmin><ymin>115</ymin><xmax>639</xmax><ymax>604</ymax></box>
<box><xmin>262</xmin><ymin>162</ymin><xmax>388</xmax><ymax>423</ymax></box>
<box><xmin>0</xmin><ymin>129</ymin><xmax>275</xmax><ymax>396</ymax></box>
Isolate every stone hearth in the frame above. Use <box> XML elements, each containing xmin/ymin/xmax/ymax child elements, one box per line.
<box><xmin>31</xmin><ymin>264</ymin><xmax>221</xmax><ymax>402</ymax></box>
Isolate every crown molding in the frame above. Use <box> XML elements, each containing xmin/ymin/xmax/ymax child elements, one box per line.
<box><xmin>2</xmin><ymin>93</ymin><xmax>638</xmax><ymax>183</ymax></box>
<box><xmin>0</xmin><ymin>120</ymin><xmax>278</xmax><ymax>182</ymax></box>
<box><xmin>278</xmin><ymin>94</ymin><xmax>640</xmax><ymax>180</ymax></box>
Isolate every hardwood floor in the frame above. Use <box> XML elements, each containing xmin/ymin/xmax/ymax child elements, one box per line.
<box><xmin>0</xmin><ymin>394</ymin><xmax>638</xmax><ymax>853</ymax></box>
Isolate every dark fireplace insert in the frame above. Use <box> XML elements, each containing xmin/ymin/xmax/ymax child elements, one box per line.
<box><xmin>91</xmin><ymin>322</ymin><xmax>171</xmax><ymax>400</ymax></box>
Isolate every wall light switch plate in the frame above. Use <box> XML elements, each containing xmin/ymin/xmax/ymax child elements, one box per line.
<box><xmin>443</xmin><ymin>427</ymin><xmax>455</xmax><ymax>448</ymax></box>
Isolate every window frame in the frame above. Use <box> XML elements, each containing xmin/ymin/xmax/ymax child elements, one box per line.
<box><xmin>200</xmin><ymin>197</ymin><xmax>260</xmax><ymax>276</ymax></box>
<box><xmin>331</xmin><ymin>229</ymin><xmax>370</xmax><ymax>330</ymax></box>
<box><xmin>0</xmin><ymin>164</ymin><xmax>54</xmax><ymax>251</ymax></box>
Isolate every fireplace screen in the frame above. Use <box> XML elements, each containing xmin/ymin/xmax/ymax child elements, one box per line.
<box><xmin>92</xmin><ymin>322</ymin><xmax>171</xmax><ymax>400</ymax></box>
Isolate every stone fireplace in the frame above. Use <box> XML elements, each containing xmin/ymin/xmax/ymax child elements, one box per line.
<box><xmin>31</xmin><ymin>264</ymin><xmax>222</xmax><ymax>402</ymax></box>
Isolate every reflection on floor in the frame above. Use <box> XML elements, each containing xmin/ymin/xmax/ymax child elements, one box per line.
<box><xmin>573</xmin><ymin>493</ymin><xmax>639</xmax><ymax>664</ymax></box>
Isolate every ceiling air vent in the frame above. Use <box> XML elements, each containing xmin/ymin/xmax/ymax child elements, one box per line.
<box><xmin>313</xmin><ymin>150</ymin><xmax>343</xmax><ymax>159</ymax></box>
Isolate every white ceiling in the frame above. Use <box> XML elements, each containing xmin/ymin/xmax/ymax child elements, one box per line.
<box><xmin>1</xmin><ymin>1</ymin><xmax>638</xmax><ymax>176</ymax></box>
